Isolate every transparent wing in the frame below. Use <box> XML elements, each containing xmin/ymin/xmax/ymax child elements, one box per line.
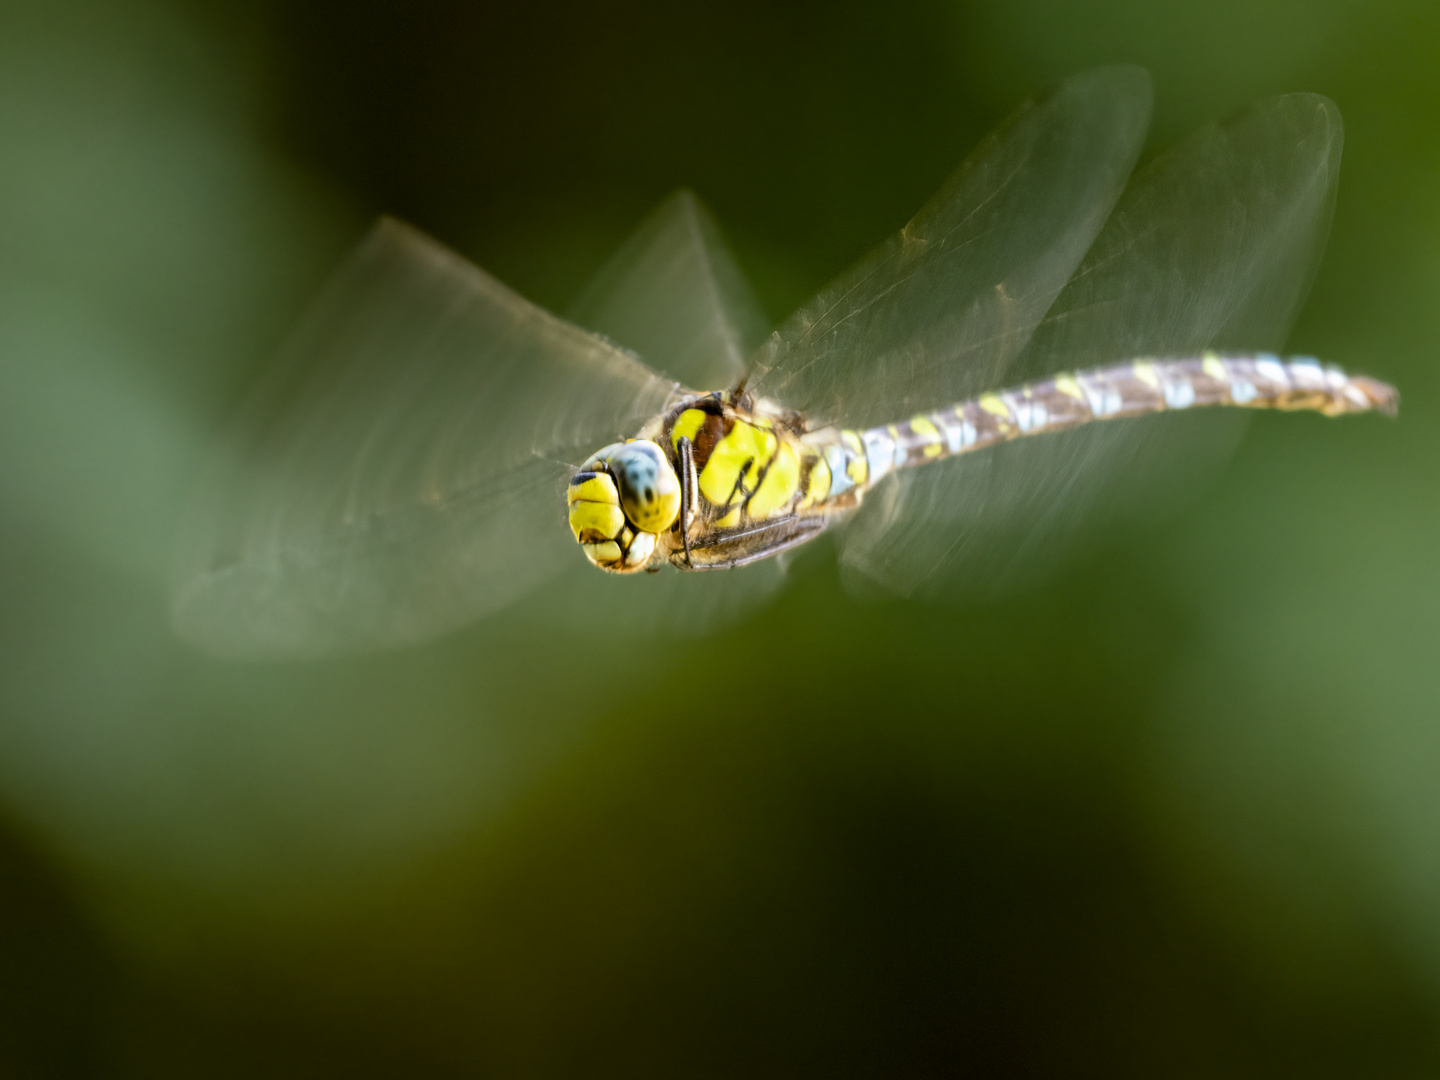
<box><xmin>172</xmin><ymin>219</ymin><xmax>680</xmax><ymax>658</ymax></box>
<box><xmin>839</xmin><ymin>93</ymin><xmax>1344</xmax><ymax>594</ymax></box>
<box><xmin>748</xmin><ymin>65</ymin><xmax>1153</xmax><ymax>430</ymax></box>
<box><xmin>566</xmin><ymin>190</ymin><xmax>768</xmax><ymax>393</ymax></box>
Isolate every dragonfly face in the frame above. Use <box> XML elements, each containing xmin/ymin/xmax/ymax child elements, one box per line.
<box><xmin>567</xmin><ymin>439</ymin><xmax>681</xmax><ymax>573</ymax></box>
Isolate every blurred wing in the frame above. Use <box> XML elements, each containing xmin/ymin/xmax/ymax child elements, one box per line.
<box><xmin>173</xmin><ymin>219</ymin><xmax>679</xmax><ymax>658</ymax></box>
<box><xmin>840</xmin><ymin>93</ymin><xmax>1344</xmax><ymax>594</ymax></box>
<box><xmin>566</xmin><ymin>190</ymin><xmax>768</xmax><ymax>393</ymax></box>
<box><xmin>748</xmin><ymin>65</ymin><xmax>1153</xmax><ymax>430</ymax></box>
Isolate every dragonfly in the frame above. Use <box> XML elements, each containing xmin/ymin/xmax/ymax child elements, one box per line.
<box><xmin>172</xmin><ymin>66</ymin><xmax>1397</xmax><ymax>658</ymax></box>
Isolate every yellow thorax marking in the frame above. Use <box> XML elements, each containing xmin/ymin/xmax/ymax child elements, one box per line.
<box><xmin>670</xmin><ymin>407</ymin><xmax>707</xmax><ymax>451</ymax></box>
<box><xmin>699</xmin><ymin>417</ymin><xmax>776</xmax><ymax>507</ymax></box>
<box><xmin>748</xmin><ymin>441</ymin><xmax>801</xmax><ymax>520</ymax></box>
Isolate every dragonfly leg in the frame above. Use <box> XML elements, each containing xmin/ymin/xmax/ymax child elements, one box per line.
<box><xmin>677</xmin><ymin>436</ymin><xmax>696</xmax><ymax>568</ymax></box>
<box><xmin>682</xmin><ymin>515</ymin><xmax>826</xmax><ymax>570</ymax></box>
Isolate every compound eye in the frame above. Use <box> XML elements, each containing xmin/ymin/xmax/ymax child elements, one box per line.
<box><xmin>608</xmin><ymin>440</ymin><xmax>681</xmax><ymax>533</ymax></box>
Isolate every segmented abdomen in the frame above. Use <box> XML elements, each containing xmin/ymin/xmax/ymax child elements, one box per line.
<box><xmin>809</xmin><ymin>355</ymin><xmax>1398</xmax><ymax>500</ymax></box>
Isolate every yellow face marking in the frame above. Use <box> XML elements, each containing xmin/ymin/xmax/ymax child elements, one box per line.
<box><xmin>698</xmin><ymin>419</ymin><xmax>776</xmax><ymax>507</ymax></box>
<box><xmin>1202</xmin><ymin>354</ymin><xmax>1227</xmax><ymax>382</ymax></box>
<box><xmin>568</xmin><ymin>500</ymin><xmax>625</xmax><ymax>543</ymax></box>
<box><xmin>1054</xmin><ymin>374</ymin><xmax>1085</xmax><ymax>401</ymax></box>
<box><xmin>581</xmin><ymin>540</ymin><xmax>623</xmax><ymax>567</ymax></box>
<box><xmin>670</xmin><ymin>408</ymin><xmax>707</xmax><ymax>452</ymax></box>
<box><xmin>623</xmin><ymin>530</ymin><xmax>656</xmax><ymax>569</ymax></box>
<box><xmin>748</xmin><ymin>440</ymin><xmax>801</xmax><ymax>521</ymax></box>
<box><xmin>1132</xmin><ymin>362</ymin><xmax>1159</xmax><ymax>389</ymax></box>
<box><xmin>800</xmin><ymin>453</ymin><xmax>831</xmax><ymax>509</ymax></box>
<box><xmin>909</xmin><ymin>415</ymin><xmax>944</xmax><ymax>459</ymax></box>
<box><xmin>567</xmin><ymin>475</ymin><xmax>618</xmax><ymax>506</ymax></box>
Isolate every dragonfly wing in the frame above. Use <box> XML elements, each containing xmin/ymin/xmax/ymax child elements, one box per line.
<box><xmin>840</xmin><ymin>93</ymin><xmax>1344</xmax><ymax>595</ymax></box>
<box><xmin>566</xmin><ymin>190</ymin><xmax>768</xmax><ymax>394</ymax></box>
<box><xmin>173</xmin><ymin>219</ymin><xmax>680</xmax><ymax>658</ymax></box>
<box><xmin>748</xmin><ymin>65</ymin><xmax>1153</xmax><ymax>430</ymax></box>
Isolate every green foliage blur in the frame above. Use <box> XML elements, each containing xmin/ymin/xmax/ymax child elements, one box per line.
<box><xmin>1</xmin><ymin>0</ymin><xmax>1438</xmax><ymax>1074</ymax></box>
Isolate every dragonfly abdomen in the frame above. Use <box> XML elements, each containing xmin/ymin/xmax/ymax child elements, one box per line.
<box><xmin>820</xmin><ymin>354</ymin><xmax>1398</xmax><ymax>501</ymax></box>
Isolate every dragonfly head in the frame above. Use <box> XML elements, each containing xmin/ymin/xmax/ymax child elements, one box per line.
<box><xmin>567</xmin><ymin>440</ymin><xmax>681</xmax><ymax>573</ymax></box>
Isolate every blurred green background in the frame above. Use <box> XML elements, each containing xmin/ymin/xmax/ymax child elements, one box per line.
<box><xmin>2</xmin><ymin>0</ymin><xmax>1439</xmax><ymax>1074</ymax></box>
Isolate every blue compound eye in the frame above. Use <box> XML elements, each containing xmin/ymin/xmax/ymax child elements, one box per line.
<box><xmin>607</xmin><ymin>440</ymin><xmax>681</xmax><ymax>533</ymax></box>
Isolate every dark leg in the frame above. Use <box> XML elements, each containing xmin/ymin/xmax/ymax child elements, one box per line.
<box><xmin>677</xmin><ymin>436</ymin><xmax>695</xmax><ymax>569</ymax></box>
<box><xmin>683</xmin><ymin>515</ymin><xmax>827</xmax><ymax>570</ymax></box>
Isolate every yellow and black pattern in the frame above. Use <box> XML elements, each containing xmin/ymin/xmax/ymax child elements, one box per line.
<box><xmin>569</xmin><ymin>355</ymin><xmax>1397</xmax><ymax>574</ymax></box>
